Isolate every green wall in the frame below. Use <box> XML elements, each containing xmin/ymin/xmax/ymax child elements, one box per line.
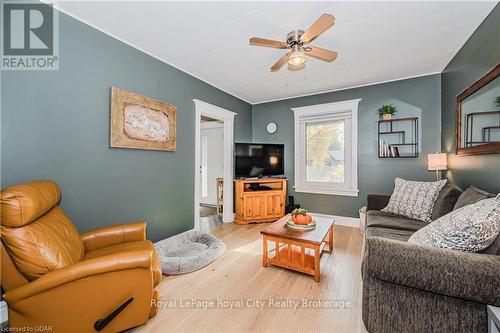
<box><xmin>1</xmin><ymin>9</ymin><xmax>252</xmax><ymax>241</ymax></box>
<box><xmin>441</xmin><ymin>4</ymin><xmax>500</xmax><ymax>193</ymax></box>
<box><xmin>252</xmin><ymin>75</ymin><xmax>442</xmax><ymax>217</ymax></box>
<box><xmin>3</xmin><ymin>3</ymin><xmax>497</xmax><ymax>235</ymax></box>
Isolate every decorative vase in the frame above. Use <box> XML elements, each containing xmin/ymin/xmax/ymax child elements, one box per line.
<box><xmin>382</xmin><ymin>114</ymin><xmax>392</xmax><ymax>120</ymax></box>
<box><xmin>292</xmin><ymin>214</ymin><xmax>312</xmax><ymax>225</ymax></box>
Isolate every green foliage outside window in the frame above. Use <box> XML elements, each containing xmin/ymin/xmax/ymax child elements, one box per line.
<box><xmin>306</xmin><ymin>120</ymin><xmax>345</xmax><ymax>183</ymax></box>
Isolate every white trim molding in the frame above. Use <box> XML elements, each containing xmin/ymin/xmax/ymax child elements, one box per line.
<box><xmin>193</xmin><ymin>100</ymin><xmax>236</xmax><ymax>229</ymax></box>
<box><xmin>311</xmin><ymin>213</ymin><xmax>360</xmax><ymax>229</ymax></box>
<box><xmin>201</xmin><ymin>122</ymin><xmax>224</xmax><ymax>130</ymax></box>
<box><xmin>292</xmin><ymin>99</ymin><xmax>361</xmax><ymax>197</ymax></box>
<box><xmin>48</xmin><ymin>4</ymin><xmax>253</xmax><ymax>104</ymax></box>
<box><xmin>0</xmin><ymin>300</ymin><xmax>7</xmax><ymax>326</ymax></box>
<box><xmin>253</xmin><ymin>72</ymin><xmax>440</xmax><ymax>105</ymax></box>
<box><xmin>295</xmin><ymin>187</ymin><xmax>359</xmax><ymax>197</ymax></box>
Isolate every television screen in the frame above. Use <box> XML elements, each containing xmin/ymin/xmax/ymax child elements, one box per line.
<box><xmin>235</xmin><ymin>143</ymin><xmax>284</xmax><ymax>178</ymax></box>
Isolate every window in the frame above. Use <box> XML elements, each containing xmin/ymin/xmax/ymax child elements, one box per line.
<box><xmin>293</xmin><ymin>99</ymin><xmax>360</xmax><ymax>196</ymax></box>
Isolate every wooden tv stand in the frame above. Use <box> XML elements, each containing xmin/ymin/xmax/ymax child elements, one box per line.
<box><xmin>234</xmin><ymin>178</ymin><xmax>287</xmax><ymax>225</ymax></box>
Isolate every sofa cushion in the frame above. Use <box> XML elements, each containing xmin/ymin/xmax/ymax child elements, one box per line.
<box><xmin>409</xmin><ymin>195</ymin><xmax>500</xmax><ymax>252</ymax></box>
<box><xmin>431</xmin><ymin>183</ymin><xmax>462</xmax><ymax>220</ymax></box>
<box><xmin>382</xmin><ymin>178</ymin><xmax>447</xmax><ymax>222</ymax></box>
<box><xmin>454</xmin><ymin>186</ymin><xmax>495</xmax><ymax>210</ymax></box>
<box><xmin>483</xmin><ymin>233</ymin><xmax>500</xmax><ymax>255</ymax></box>
<box><xmin>365</xmin><ymin>226</ymin><xmax>415</xmax><ymax>242</ymax></box>
<box><xmin>367</xmin><ymin>194</ymin><xmax>391</xmax><ymax>211</ymax></box>
<box><xmin>367</xmin><ymin>210</ymin><xmax>428</xmax><ymax>232</ymax></box>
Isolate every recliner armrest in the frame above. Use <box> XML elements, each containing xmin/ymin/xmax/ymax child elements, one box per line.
<box><xmin>364</xmin><ymin>236</ymin><xmax>500</xmax><ymax>306</ymax></box>
<box><xmin>367</xmin><ymin>194</ymin><xmax>390</xmax><ymax>211</ymax></box>
<box><xmin>81</xmin><ymin>221</ymin><xmax>147</xmax><ymax>252</ymax></box>
<box><xmin>4</xmin><ymin>250</ymin><xmax>152</xmax><ymax>304</ymax></box>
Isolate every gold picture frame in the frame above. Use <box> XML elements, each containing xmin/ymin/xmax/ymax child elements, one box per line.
<box><xmin>110</xmin><ymin>87</ymin><xmax>176</xmax><ymax>151</ymax></box>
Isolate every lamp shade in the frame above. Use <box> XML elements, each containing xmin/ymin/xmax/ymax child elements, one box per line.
<box><xmin>427</xmin><ymin>153</ymin><xmax>447</xmax><ymax>171</ymax></box>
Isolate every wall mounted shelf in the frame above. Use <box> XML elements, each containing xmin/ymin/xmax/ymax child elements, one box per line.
<box><xmin>378</xmin><ymin>117</ymin><xmax>418</xmax><ymax>158</ymax></box>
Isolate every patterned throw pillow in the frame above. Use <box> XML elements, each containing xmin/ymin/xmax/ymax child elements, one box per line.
<box><xmin>408</xmin><ymin>195</ymin><xmax>500</xmax><ymax>252</ymax></box>
<box><xmin>382</xmin><ymin>178</ymin><xmax>447</xmax><ymax>222</ymax></box>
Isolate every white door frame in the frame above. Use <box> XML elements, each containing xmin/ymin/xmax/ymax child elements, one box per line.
<box><xmin>193</xmin><ymin>99</ymin><xmax>236</xmax><ymax>230</ymax></box>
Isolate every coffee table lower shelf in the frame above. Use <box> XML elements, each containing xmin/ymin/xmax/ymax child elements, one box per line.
<box><xmin>262</xmin><ymin>231</ymin><xmax>333</xmax><ymax>282</ymax></box>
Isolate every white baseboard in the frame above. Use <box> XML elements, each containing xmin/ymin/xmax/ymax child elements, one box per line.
<box><xmin>222</xmin><ymin>213</ymin><xmax>235</xmax><ymax>224</ymax></box>
<box><xmin>310</xmin><ymin>212</ymin><xmax>360</xmax><ymax>229</ymax></box>
<box><xmin>0</xmin><ymin>300</ymin><xmax>8</xmax><ymax>325</ymax></box>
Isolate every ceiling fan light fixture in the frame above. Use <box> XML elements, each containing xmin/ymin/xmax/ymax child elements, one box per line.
<box><xmin>288</xmin><ymin>63</ymin><xmax>306</xmax><ymax>71</ymax></box>
<box><xmin>249</xmin><ymin>13</ymin><xmax>336</xmax><ymax>72</ymax></box>
<box><xmin>287</xmin><ymin>50</ymin><xmax>306</xmax><ymax>66</ymax></box>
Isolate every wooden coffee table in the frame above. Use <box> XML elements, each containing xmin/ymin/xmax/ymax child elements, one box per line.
<box><xmin>261</xmin><ymin>214</ymin><xmax>334</xmax><ymax>282</ymax></box>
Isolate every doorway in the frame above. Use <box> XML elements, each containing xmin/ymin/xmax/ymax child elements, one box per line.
<box><xmin>199</xmin><ymin>118</ymin><xmax>223</xmax><ymax>229</ymax></box>
<box><xmin>193</xmin><ymin>99</ymin><xmax>236</xmax><ymax>231</ymax></box>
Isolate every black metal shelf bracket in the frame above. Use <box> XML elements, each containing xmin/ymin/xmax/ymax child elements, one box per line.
<box><xmin>377</xmin><ymin>117</ymin><xmax>418</xmax><ymax>158</ymax></box>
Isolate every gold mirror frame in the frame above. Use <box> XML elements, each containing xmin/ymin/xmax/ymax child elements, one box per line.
<box><xmin>455</xmin><ymin>63</ymin><xmax>500</xmax><ymax>156</ymax></box>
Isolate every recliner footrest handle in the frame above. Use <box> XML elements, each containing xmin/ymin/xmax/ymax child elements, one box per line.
<box><xmin>94</xmin><ymin>297</ymin><xmax>134</xmax><ymax>331</ymax></box>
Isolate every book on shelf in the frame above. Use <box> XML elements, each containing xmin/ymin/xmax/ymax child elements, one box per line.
<box><xmin>389</xmin><ymin>145</ymin><xmax>400</xmax><ymax>157</ymax></box>
<box><xmin>379</xmin><ymin>139</ymin><xmax>394</xmax><ymax>157</ymax></box>
<box><xmin>380</xmin><ymin>140</ymin><xmax>402</xmax><ymax>158</ymax></box>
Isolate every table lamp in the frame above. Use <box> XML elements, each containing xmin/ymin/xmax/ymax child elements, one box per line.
<box><xmin>427</xmin><ymin>153</ymin><xmax>447</xmax><ymax>180</ymax></box>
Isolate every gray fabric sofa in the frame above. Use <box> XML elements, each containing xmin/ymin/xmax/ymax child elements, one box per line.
<box><xmin>362</xmin><ymin>183</ymin><xmax>500</xmax><ymax>332</ymax></box>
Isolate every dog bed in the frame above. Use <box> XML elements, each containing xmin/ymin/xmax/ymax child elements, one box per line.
<box><xmin>154</xmin><ymin>230</ymin><xmax>225</xmax><ymax>275</ymax></box>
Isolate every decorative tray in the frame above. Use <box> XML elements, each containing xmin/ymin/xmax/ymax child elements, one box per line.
<box><xmin>286</xmin><ymin>220</ymin><xmax>317</xmax><ymax>231</ymax></box>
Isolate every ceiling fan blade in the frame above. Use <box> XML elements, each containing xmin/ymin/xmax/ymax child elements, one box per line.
<box><xmin>304</xmin><ymin>46</ymin><xmax>338</xmax><ymax>62</ymax></box>
<box><xmin>249</xmin><ymin>37</ymin><xmax>288</xmax><ymax>49</ymax></box>
<box><xmin>300</xmin><ymin>14</ymin><xmax>335</xmax><ymax>44</ymax></box>
<box><xmin>270</xmin><ymin>52</ymin><xmax>290</xmax><ymax>72</ymax></box>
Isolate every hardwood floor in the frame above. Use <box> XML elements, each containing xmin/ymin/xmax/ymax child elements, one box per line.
<box><xmin>134</xmin><ymin>222</ymin><xmax>366</xmax><ymax>333</ymax></box>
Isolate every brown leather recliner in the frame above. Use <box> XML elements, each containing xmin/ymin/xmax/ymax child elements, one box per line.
<box><xmin>0</xmin><ymin>180</ymin><xmax>162</xmax><ymax>333</ymax></box>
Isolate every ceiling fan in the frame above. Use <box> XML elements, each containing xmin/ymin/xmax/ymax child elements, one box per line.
<box><xmin>249</xmin><ymin>14</ymin><xmax>337</xmax><ymax>72</ymax></box>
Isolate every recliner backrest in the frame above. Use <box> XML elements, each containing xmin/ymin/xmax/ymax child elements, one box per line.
<box><xmin>0</xmin><ymin>180</ymin><xmax>84</xmax><ymax>281</ymax></box>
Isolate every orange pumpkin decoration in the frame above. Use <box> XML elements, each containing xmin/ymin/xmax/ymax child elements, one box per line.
<box><xmin>293</xmin><ymin>214</ymin><xmax>312</xmax><ymax>225</ymax></box>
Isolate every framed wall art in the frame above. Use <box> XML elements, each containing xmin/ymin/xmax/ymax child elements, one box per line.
<box><xmin>110</xmin><ymin>87</ymin><xmax>176</xmax><ymax>151</ymax></box>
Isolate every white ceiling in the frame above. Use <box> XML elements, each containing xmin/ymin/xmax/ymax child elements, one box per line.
<box><xmin>53</xmin><ymin>1</ymin><xmax>497</xmax><ymax>104</ymax></box>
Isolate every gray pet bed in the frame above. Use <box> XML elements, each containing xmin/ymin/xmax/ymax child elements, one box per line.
<box><xmin>154</xmin><ymin>230</ymin><xmax>225</xmax><ymax>275</ymax></box>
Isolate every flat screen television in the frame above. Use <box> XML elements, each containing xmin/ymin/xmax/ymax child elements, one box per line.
<box><xmin>235</xmin><ymin>143</ymin><xmax>284</xmax><ymax>178</ymax></box>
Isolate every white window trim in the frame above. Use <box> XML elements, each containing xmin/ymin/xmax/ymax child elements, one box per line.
<box><xmin>292</xmin><ymin>99</ymin><xmax>361</xmax><ymax>197</ymax></box>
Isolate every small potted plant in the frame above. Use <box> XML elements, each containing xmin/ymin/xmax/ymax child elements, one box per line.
<box><xmin>378</xmin><ymin>104</ymin><xmax>397</xmax><ymax>120</ymax></box>
<box><xmin>291</xmin><ymin>208</ymin><xmax>312</xmax><ymax>225</ymax></box>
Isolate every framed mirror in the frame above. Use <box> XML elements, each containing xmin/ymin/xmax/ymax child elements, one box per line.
<box><xmin>456</xmin><ymin>63</ymin><xmax>500</xmax><ymax>156</ymax></box>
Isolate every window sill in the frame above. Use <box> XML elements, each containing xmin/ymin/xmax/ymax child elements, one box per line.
<box><xmin>293</xmin><ymin>186</ymin><xmax>359</xmax><ymax>197</ymax></box>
